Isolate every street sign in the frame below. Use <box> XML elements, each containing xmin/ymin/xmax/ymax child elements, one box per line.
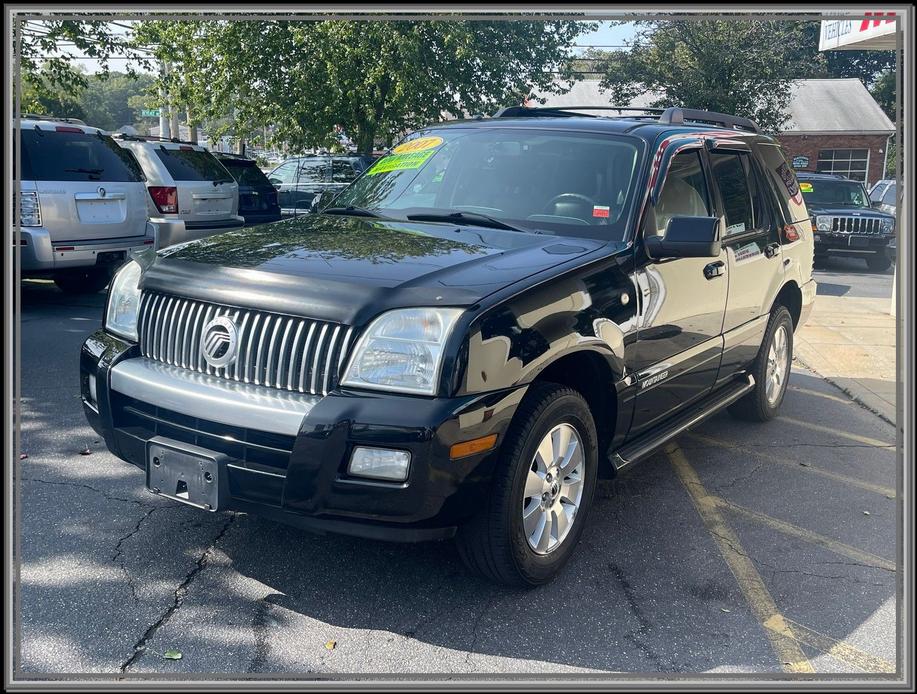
<box><xmin>140</xmin><ymin>108</ymin><xmax>161</xmax><ymax>118</ymax></box>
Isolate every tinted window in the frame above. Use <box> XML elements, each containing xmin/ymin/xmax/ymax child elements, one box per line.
<box><xmin>20</xmin><ymin>130</ymin><xmax>145</xmax><ymax>182</ymax></box>
<box><xmin>869</xmin><ymin>182</ymin><xmax>888</xmax><ymax>202</ymax></box>
<box><xmin>221</xmin><ymin>160</ymin><xmax>272</xmax><ymax>187</ymax></box>
<box><xmin>297</xmin><ymin>158</ymin><xmax>329</xmax><ymax>184</ymax></box>
<box><xmin>757</xmin><ymin>143</ymin><xmax>808</xmax><ymax>223</ymax></box>
<box><xmin>882</xmin><ymin>183</ymin><xmax>897</xmax><ymax>206</ymax></box>
<box><xmin>155</xmin><ymin>148</ymin><xmax>233</xmax><ymax>182</ymax></box>
<box><xmin>654</xmin><ymin>150</ymin><xmax>710</xmax><ymax>234</ymax></box>
<box><xmin>331</xmin><ymin>159</ymin><xmax>360</xmax><ymax>183</ymax></box>
<box><xmin>798</xmin><ymin>179</ymin><xmax>869</xmax><ymax>208</ymax></box>
<box><xmin>710</xmin><ymin>152</ymin><xmax>754</xmax><ymax>236</ymax></box>
<box><xmin>333</xmin><ymin>128</ymin><xmax>643</xmax><ymax>241</ymax></box>
<box><xmin>269</xmin><ymin>162</ymin><xmax>297</xmax><ymax>185</ymax></box>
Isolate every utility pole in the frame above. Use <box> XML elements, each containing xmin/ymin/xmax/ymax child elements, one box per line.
<box><xmin>159</xmin><ymin>60</ymin><xmax>170</xmax><ymax>139</ymax></box>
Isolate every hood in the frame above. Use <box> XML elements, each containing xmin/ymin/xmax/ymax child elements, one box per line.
<box><xmin>143</xmin><ymin>213</ymin><xmax>612</xmax><ymax>325</ymax></box>
<box><xmin>805</xmin><ymin>203</ymin><xmax>894</xmax><ymax>220</ymax></box>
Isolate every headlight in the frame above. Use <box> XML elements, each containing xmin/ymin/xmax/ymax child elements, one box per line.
<box><xmin>815</xmin><ymin>215</ymin><xmax>832</xmax><ymax>231</ymax></box>
<box><xmin>881</xmin><ymin>218</ymin><xmax>894</xmax><ymax>234</ymax></box>
<box><xmin>341</xmin><ymin>307</ymin><xmax>464</xmax><ymax>395</ymax></box>
<box><xmin>104</xmin><ymin>260</ymin><xmax>142</xmax><ymax>341</ymax></box>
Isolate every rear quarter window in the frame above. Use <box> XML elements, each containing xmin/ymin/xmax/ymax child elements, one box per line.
<box><xmin>155</xmin><ymin>147</ymin><xmax>234</xmax><ymax>182</ymax></box>
<box><xmin>756</xmin><ymin>143</ymin><xmax>809</xmax><ymax>223</ymax></box>
<box><xmin>20</xmin><ymin>129</ymin><xmax>145</xmax><ymax>182</ymax></box>
<box><xmin>222</xmin><ymin>161</ymin><xmax>272</xmax><ymax>186</ymax></box>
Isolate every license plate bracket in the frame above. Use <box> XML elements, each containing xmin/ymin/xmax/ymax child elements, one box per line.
<box><xmin>848</xmin><ymin>235</ymin><xmax>870</xmax><ymax>248</ymax></box>
<box><xmin>146</xmin><ymin>437</ymin><xmax>230</xmax><ymax>511</ymax></box>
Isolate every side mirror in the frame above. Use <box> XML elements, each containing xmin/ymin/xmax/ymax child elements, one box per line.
<box><xmin>310</xmin><ymin>190</ymin><xmax>337</xmax><ymax>213</ymax></box>
<box><xmin>268</xmin><ymin>178</ymin><xmax>282</xmax><ymax>188</ymax></box>
<box><xmin>644</xmin><ymin>216</ymin><xmax>722</xmax><ymax>259</ymax></box>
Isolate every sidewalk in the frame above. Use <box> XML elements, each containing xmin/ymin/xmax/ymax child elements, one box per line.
<box><xmin>794</xmin><ymin>294</ymin><xmax>897</xmax><ymax>425</ymax></box>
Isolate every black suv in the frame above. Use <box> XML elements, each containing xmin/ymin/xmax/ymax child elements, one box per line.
<box><xmin>214</xmin><ymin>153</ymin><xmax>282</xmax><ymax>226</ymax></box>
<box><xmin>81</xmin><ymin>106</ymin><xmax>815</xmax><ymax>586</ymax></box>
<box><xmin>797</xmin><ymin>172</ymin><xmax>895</xmax><ymax>271</ymax></box>
<box><xmin>266</xmin><ymin>154</ymin><xmax>376</xmax><ymax>216</ymax></box>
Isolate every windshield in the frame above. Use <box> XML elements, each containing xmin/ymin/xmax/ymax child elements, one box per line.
<box><xmin>799</xmin><ymin>178</ymin><xmax>869</xmax><ymax>208</ymax></box>
<box><xmin>332</xmin><ymin>128</ymin><xmax>643</xmax><ymax>240</ymax></box>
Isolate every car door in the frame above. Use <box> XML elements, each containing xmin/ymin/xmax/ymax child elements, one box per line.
<box><xmin>293</xmin><ymin>157</ymin><xmax>330</xmax><ymax>213</ymax></box>
<box><xmin>628</xmin><ymin>144</ymin><xmax>729</xmax><ymax>438</ymax></box>
<box><xmin>709</xmin><ymin>144</ymin><xmax>787</xmax><ymax>388</ymax></box>
<box><xmin>268</xmin><ymin>161</ymin><xmax>299</xmax><ymax>216</ymax></box>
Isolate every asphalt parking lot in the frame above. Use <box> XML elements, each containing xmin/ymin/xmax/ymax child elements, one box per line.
<box><xmin>16</xmin><ymin>259</ymin><xmax>898</xmax><ymax>677</ymax></box>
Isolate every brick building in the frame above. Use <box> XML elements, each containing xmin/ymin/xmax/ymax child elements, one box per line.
<box><xmin>775</xmin><ymin>79</ymin><xmax>894</xmax><ymax>187</ymax></box>
<box><xmin>536</xmin><ymin>77</ymin><xmax>894</xmax><ymax>187</ymax></box>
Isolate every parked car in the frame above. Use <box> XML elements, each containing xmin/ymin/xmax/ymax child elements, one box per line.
<box><xmin>81</xmin><ymin>106</ymin><xmax>815</xmax><ymax>586</ymax></box>
<box><xmin>214</xmin><ymin>153</ymin><xmax>282</xmax><ymax>226</ymax></box>
<box><xmin>267</xmin><ymin>154</ymin><xmax>376</xmax><ymax>216</ymax></box>
<box><xmin>16</xmin><ymin>115</ymin><xmax>156</xmax><ymax>293</ymax></box>
<box><xmin>113</xmin><ymin>135</ymin><xmax>244</xmax><ymax>247</ymax></box>
<box><xmin>868</xmin><ymin>179</ymin><xmax>897</xmax><ymax>216</ymax></box>
<box><xmin>798</xmin><ymin>172</ymin><xmax>896</xmax><ymax>271</ymax></box>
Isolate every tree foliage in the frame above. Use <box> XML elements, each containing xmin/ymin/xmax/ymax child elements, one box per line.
<box><xmin>593</xmin><ymin>20</ymin><xmax>817</xmax><ymax>133</ymax></box>
<box><xmin>137</xmin><ymin>19</ymin><xmax>593</xmax><ymax>152</ymax></box>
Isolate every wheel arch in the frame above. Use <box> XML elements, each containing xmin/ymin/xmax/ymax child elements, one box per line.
<box><xmin>772</xmin><ymin>280</ymin><xmax>802</xmax><ymax>329</ymax></box>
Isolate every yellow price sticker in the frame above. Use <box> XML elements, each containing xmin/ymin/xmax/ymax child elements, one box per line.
<box><xmin>392</xmin><ymin>136</ymin><xmax>444</xmax><ymax>154</ymax></box>
<box><xmin>799</xmin><ymin>182</ymin><xmax>813</xmax><ymax>193</ymax></box>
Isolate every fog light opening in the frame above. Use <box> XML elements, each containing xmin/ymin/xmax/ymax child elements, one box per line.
<box><xmin>348</xmin><ymin>447</ymin><xmax>411</xmax><ymax>482</ymax></box>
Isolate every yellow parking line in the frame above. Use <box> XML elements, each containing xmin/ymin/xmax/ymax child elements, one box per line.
<box><xmin>713</xmin><ymin>497</ymin><xmax>896</xmax><ymax>571</ymax></box>
<box><xmin>779</xmin><ymin>418</ymin><xmax>894</xmax><ymax>449</ymax></box>
<box><xmin>666</xmin><ymin>444</ymin><xmax>815</xmax><ymax>673</ymax></box>
<box><xmin>764</xmin><ymin>616</ymin><xmax>896</xmax><ymax>674</ymax></box>
<box><xmin>687</xmin><ymin>433</ymin><xmax>896</xmax><ymax>498</ymax></box>
<box><xmin>788</xmin><ymin>385</ymin><xmax>854</xmax><ymax>406</ymax></box>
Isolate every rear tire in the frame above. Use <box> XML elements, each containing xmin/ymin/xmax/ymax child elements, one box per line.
<box><xmin>455</xmin><ymin>383</ymin><xmax>598</xmax><ymax>587</ymax></box>
<box><xmin>729</xmin><ymin>306</ymin><xmax>794</xmax><ymax>422</ymax></box>
<box><xmin>866</xmin><ymin>253</ymin><xmax>891</xmax><ymax>272</ymax></box>
<box><xmin>53</xmin><ymin>268</ymin><xmax>112</xmax><ymax>295</ymax></box>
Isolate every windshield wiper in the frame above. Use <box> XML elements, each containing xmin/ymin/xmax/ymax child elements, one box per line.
<box><xmin>405</xmin><ymin>210</ymin><xmax>529</xmax><ymax>233</ymax></box>
<box><xmin>323</xmin><ymin>205</ymin><xmax>385</xmax><ymax>218</ymax></box>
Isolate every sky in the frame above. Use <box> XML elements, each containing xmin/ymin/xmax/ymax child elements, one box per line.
<box><xmin>60</xmin><ymin>20</ymin><xmax>638</xmax><ymax>75</ymax></box>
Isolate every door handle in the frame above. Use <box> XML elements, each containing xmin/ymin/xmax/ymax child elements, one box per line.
<box><xmin>704</xmin><ymin>261</ymin><xmax>725</xmax><ymax>280</ymax></box>
<box><xmin>764</xmin><ymin>242</ymin><xmax>780</xmax><ymax>258</ymax></box>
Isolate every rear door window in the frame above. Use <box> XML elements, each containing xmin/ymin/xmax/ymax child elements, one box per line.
<box><xmin>297</xmin><ymin>158</ymin><xmax>329</xmax><ymax>184</ymax></box>
<box><xmin>331</xmin><ymin>158</ymin><xmax>360</xmax><ymax>183</ymax></box>
<box><xmin>155</xmin><ymin>147</ymin><xmax>234</xmax><ymax>182</ymax></box>
<box><xmin>20</xmin><ymin>129</ymin><xmax>145</xmax><ymax>182</ymax></box>
<box><xmin>224</xmin><ymin>161</ymin><xmax>271</xmax><ymax>186</ymax></box>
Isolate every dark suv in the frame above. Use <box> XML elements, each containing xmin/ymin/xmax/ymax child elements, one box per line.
<box><xmin>797</xmin><ymin>172</ymin><xmax>895</xmax><ymax>271</ymax></box>
<box><xmin>267</xmin><ymin>154</ymin><xmax>376</xmax><ymax>216</ymax></box>
<box><xmin>81</xmin><ymin>106</ymin><xmax>815</xmax><ymax>586</ymax></box>
<box><xmin>214</xmin><ymin>153</ymin><xmax>282</xmax><ymax>226</ymax></box>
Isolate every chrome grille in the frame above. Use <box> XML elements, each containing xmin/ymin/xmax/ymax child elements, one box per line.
<box><xmin>138</xmin><ymin>292</ymin><xmax>354</xmax><ymax>396</ymax></box>
<box><xmin>830</xmin><ymin>216</ymin><xmax>882</xmax><ymax>235</ymax></box>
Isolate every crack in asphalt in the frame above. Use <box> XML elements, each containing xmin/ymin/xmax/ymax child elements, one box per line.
<box><xmin>463</xmin><ymin>591</ymin><xmax>501</xmax><ymax>672</ymax></box>
<box><xmin>607</xmin><ymin>562</ymin><xmax>671</xmax><ymax>672</ymax></box>
<box><xmin>710</xmin><ymin>462</ymin><xmax>766</xmax><ymax>494</ymax></box>
<box><xmin>20</xmin><ymin>476</ymin><xmax>155</xmax><ymax>508</ymax></box>
<box><xmin>119</xmin><ymin>513</ymin><xmax>237</xmax><ymax>674</ymax></box>
<box><xmin>247</xmin><ymin>594</ymin><xmax>278</xmax><ymax>674</ymax></box>
<box><xmin>111</xmin><ymin>507</ymin><xmax>159</xmax><ymax>604</ymax></box>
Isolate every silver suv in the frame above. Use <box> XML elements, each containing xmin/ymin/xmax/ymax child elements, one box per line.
<box><xmin>114</xmin><ymin>136</ymin><xmax>244</xmax><ymax>247</ymax></box>
<box><xmin>16</xmin><ymin>116</ymin><xmax>155</xmax><ymax>293</ymax></box>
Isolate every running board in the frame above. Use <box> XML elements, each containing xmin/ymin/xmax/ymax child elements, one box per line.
<box><xmin>609</xmin><ymin>374</ymin><xmax>755</xmax><ymax>473</ymax></box>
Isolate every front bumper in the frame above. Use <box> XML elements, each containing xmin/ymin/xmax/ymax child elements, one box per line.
<box><xmin>150</xmin><ymin>216</ymin><xmax>245</xmax><ymax>249</ymax></box>
<box><xmin>813</xmin><ymin>232</ymin><xmax>893</xmax><ymax>256</ymax></box>
<box><xmin>18</xmin><ymin>225</ymin><xmax>155</xmax><ymax>275</ymax></box>
<box><xmin>80</xmin><ymin>331</ymin><xmax>524</xmax><ymax>541</ymax></box>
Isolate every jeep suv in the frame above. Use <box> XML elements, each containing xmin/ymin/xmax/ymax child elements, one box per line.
<box><xmin>16</xmin><ymin>116</ymin><xmax>156</xmax><ymax>293</ymax></box>
<box><xmin>81</xmin><ymin>106</ymin><xmax>816</xmax><ymax>586</ymax></box>
<box><xmin>799</xmin><ymin>172</ymin><xmax>895</xmax><ymax>271</ymax></box>
<box><xmin>114</xmin><ymin>135</ymin><xmax>244</xmax><ymax>247</ymax></box>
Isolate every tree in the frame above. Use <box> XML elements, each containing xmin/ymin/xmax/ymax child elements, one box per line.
<box><xmin>594</xmin><ymin>20</ymin><xmax>823</xmax><ymax>133</ymax></box>
<box><xmin>16</xmin><ymin>17</ymin><xmax>150</xmax><ymax>103</ymax></box>
<box><xmin>870</xmin><ymin>69</ymin><xmax>896</xmax><ymax>121</ymax></box>
<box><xmin>137</xmin><ymin>19</ymin><xmax>593</xmax><ymax>153</ymax></box>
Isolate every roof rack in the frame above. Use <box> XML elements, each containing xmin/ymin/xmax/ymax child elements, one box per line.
<box><xmin>21</xmin><ymin>113</ymin><xmax>87</xmax><ymax>125</ymax></box>
<box><xmin>112</xmin><ymin>133</ymin><xmax>201</xmax><ymax>147</ymax></box>
<box><xmin>492</xmin><ymin>105</ymin><xmax>666</xmax><ymax>119</ymax></box>
<box><xmin>658</xmin><ymin>107</ymin><xmax>760</xmax><ymax>134</ymax></box>
<box><xmin>491</xmin><ymin>104</ymin><xmax>761</xmax><ymax>134</ymax></box>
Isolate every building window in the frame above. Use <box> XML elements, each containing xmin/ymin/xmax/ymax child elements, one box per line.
<box><xmin>816</xmin><ymin>149</ymin><xmax>869</xmax><ymax>182</ymax></box>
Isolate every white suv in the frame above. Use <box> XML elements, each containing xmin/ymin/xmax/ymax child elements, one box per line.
<box><xmin>114</xmin><ymin>136</ymin><xmax>244</xmax><ymax>247</ymax></box>
<box><xmin>16</xmin><ymin>116</ymin><xmax>156</xmax><ymax>293</ymax></box>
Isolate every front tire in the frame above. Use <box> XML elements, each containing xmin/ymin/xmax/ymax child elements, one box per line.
<box><xmin>729</xmin><ymin>306</ymin><xmax>794</xmax><ymax>422</ymax></box>
<box><xmin>456</xmin><ymin>383</ymin><xmax>598</xmax><ymax>587</ymax></box>
<box><xmin>53</xmin><ymin>268</ymin><xmax>113</xmax><ymax>294</ymax></box>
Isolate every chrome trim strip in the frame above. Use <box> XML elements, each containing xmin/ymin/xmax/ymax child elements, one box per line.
<box><xmin>110</xmin><ymin>357</ymin><xmax>319</xmax><ymax>436</ymax></box>
<box><xmin>227</xmin><ymin>463</ymin><xmax>286</xmax><ymax>479</ymax></box>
